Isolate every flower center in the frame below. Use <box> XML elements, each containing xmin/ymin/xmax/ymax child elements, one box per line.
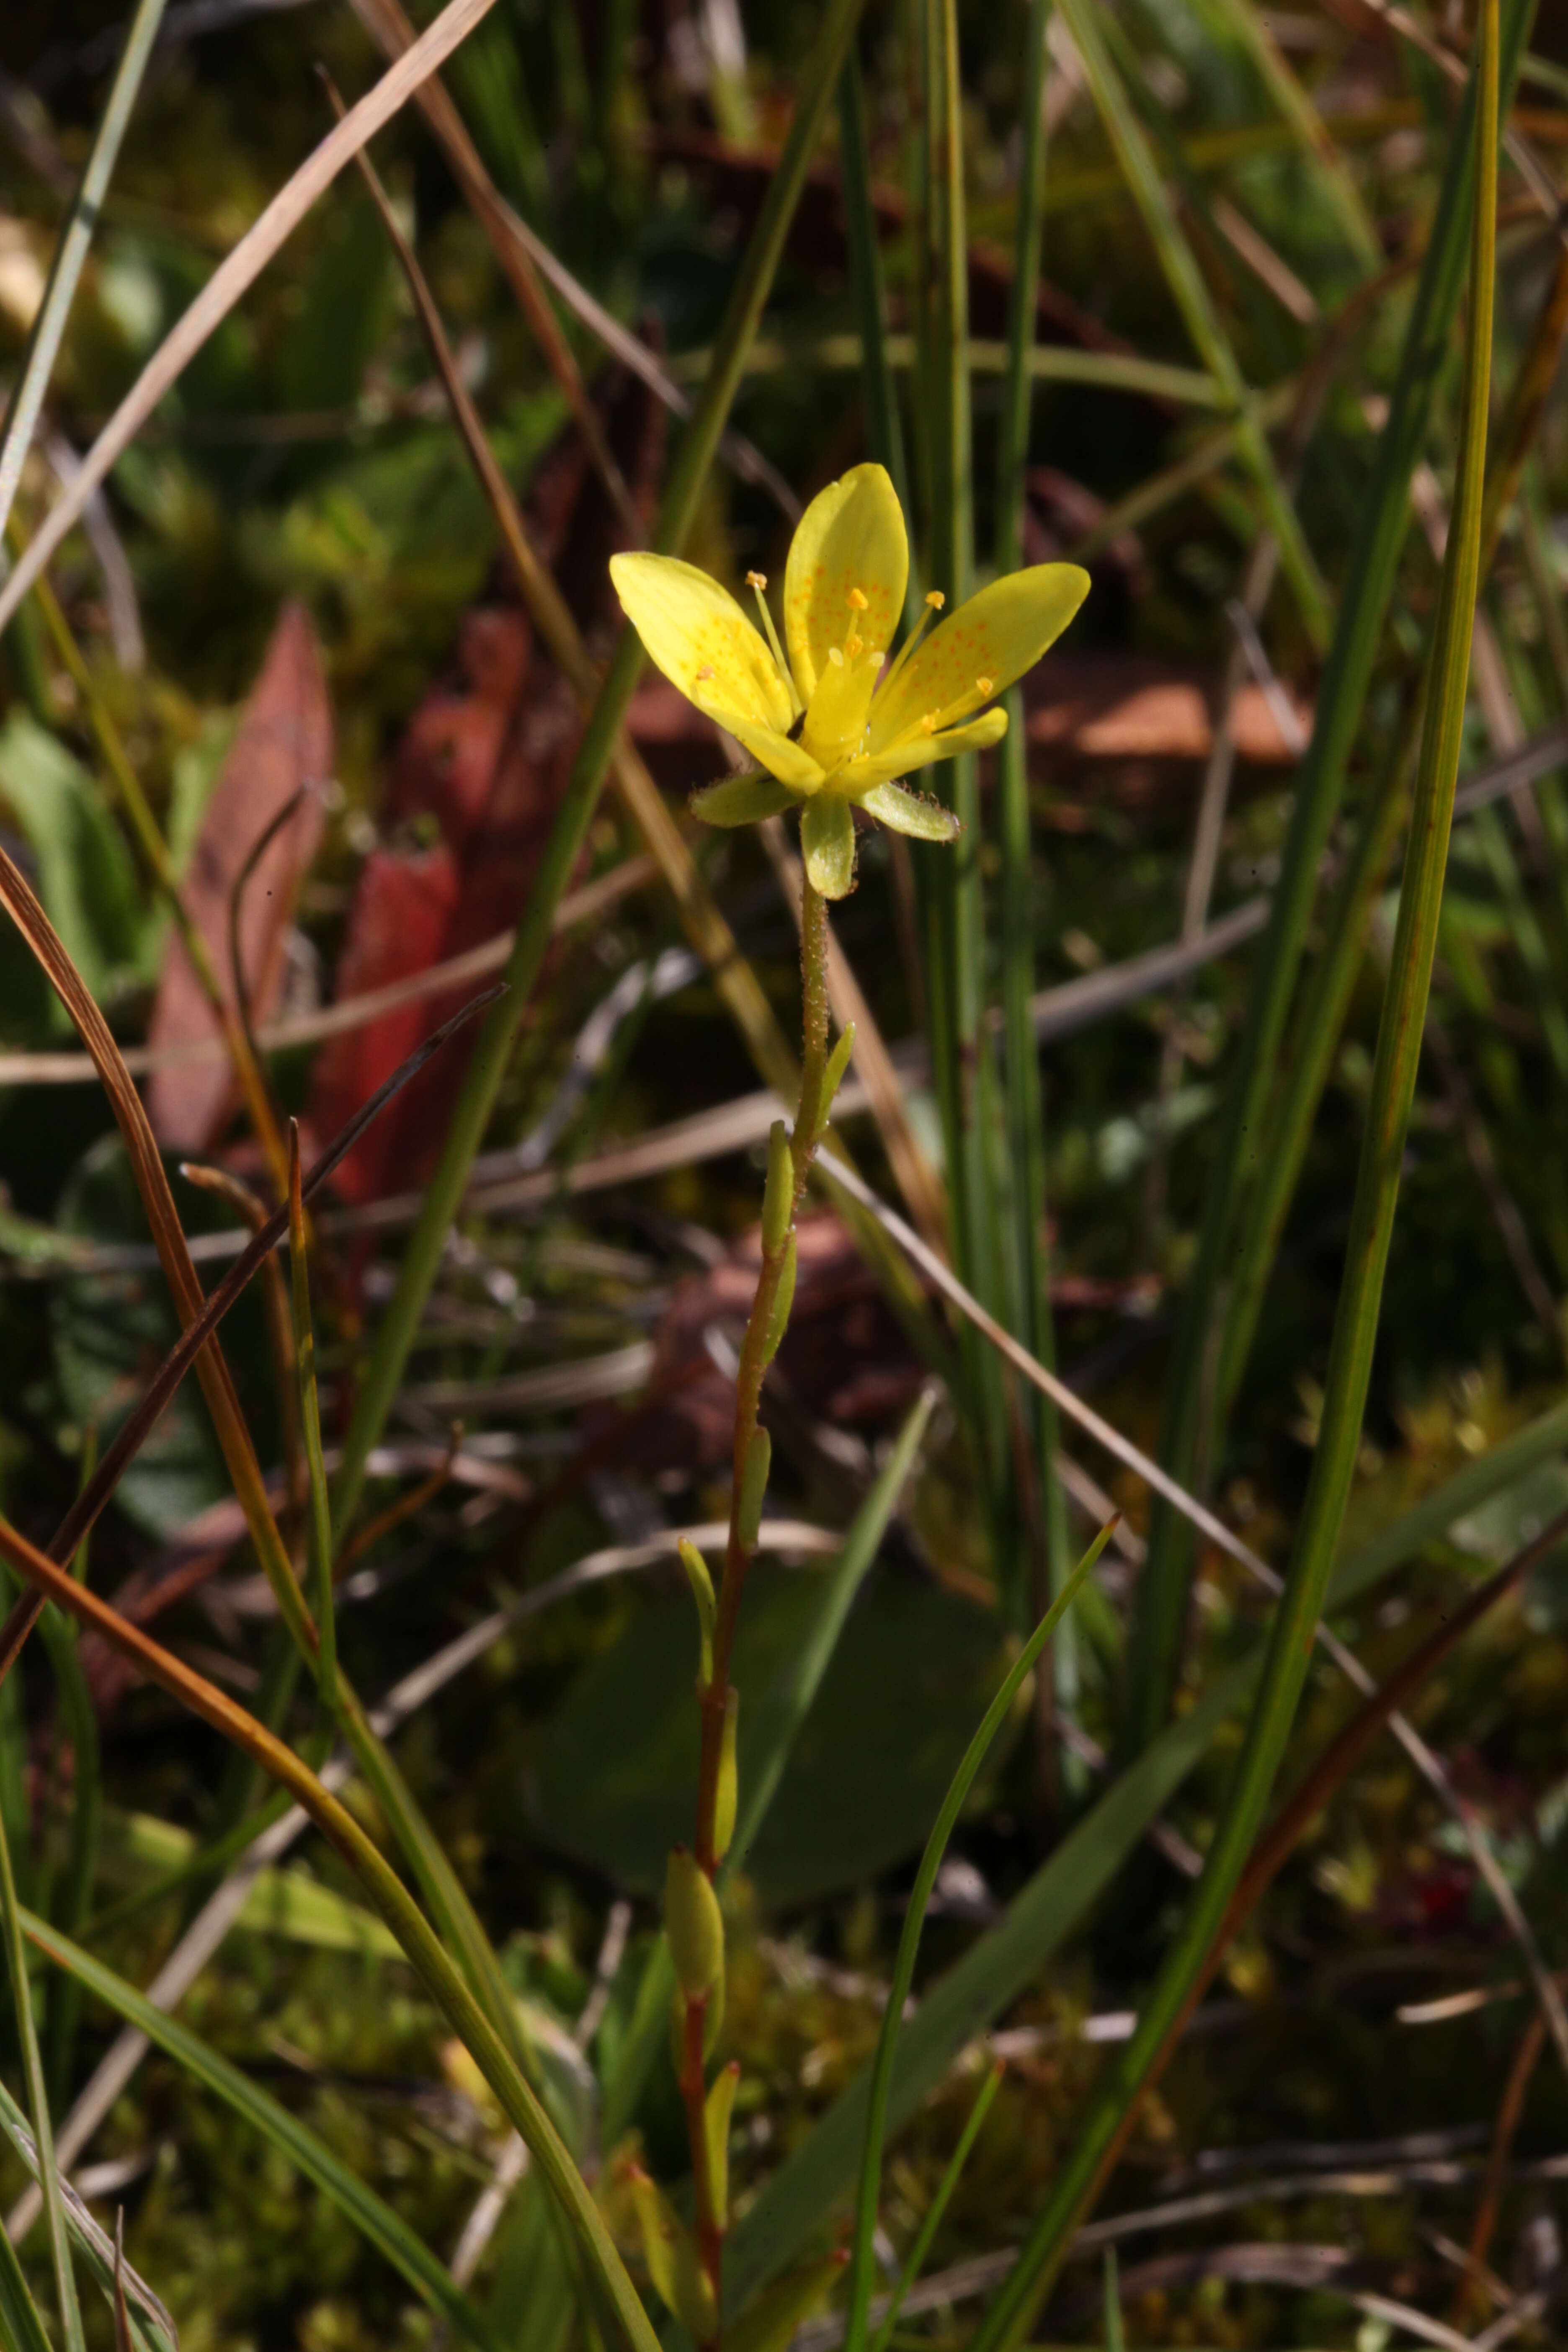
<box><xmin>799</xmin><ymin>585</ymin><xmax>885</xmax><ymax>774</ymax></box>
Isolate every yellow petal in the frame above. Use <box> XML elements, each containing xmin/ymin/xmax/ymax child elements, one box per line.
<box><xmin>784</xmin><ymin>464</ymin><xmax>908</xmax><ymax>701</ymax></box>
<box><xmin>850</xmin><ymin>705</ymin><xmax>1008</xmax><ymax>788</ymax></box>
<box><xmin>800</xmin><ymin>792</ymin><xmax>857</xmax><ymax>898</ymax></box>
<box><xmin>867</xmin><ymin>564</ymin><xmax>1087</xmax><ymax>751</ymax></box>
<box><xmin>859</xmin><ymin>780</ymin><xmax>961</xmax><ymax>842</ymax></box>
<box><xmin>611</xmin><ymin>551</ymin><xmax>794</xmax><ymax>732</ymax></box>
<box><xmin>705</xmin><ymin>704</ymin><xmax>825</xmax><ymax>790</ymax></box>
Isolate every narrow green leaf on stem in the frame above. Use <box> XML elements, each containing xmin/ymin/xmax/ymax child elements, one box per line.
<box><xmin>1124</xmin><ymin>0</ymin><xmax>1535</xmax><ymax>1754</ymax></box>
<box><xmin>969</xmin><ymin>8</ymin><xmax>1500</xmax><ymax>2338</ymax></box>
<box><xmin>0</xmin><ymin>0</ymin><xmax>171</xmax><ymax>537</ymax></box>
<box><xmin>331</xmin><ymin>0</ymin><xmax>879</xmax><ymax>1542</ymax></box>
<box><xmin>0</xmin><ymin>1804</ymin><xmax>85</xmax><ymax>2352</ymax></box>
<box><xmin>841</xmin><ymin>1521</ymin><xmax>1119</xmax><ymax>2352</ymax></box>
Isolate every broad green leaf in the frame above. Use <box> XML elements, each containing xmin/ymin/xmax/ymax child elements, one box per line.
<box><xmin>0</xmin><ymin>714</ymin><xmax>148</xmax><ymax>1009</ymax></box>
<box><xmin>99</xmin><ymin>1810</ymin><xmax>400</xmax><ymax>1956</ymax></box>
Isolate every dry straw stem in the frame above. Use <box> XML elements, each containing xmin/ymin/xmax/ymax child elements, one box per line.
<box><xmin>0</xmin><ymin>1511</ymin><xmax>662</xmax><ymax>2352</ymax></box>
<box><xmin>970</xmin><ymin>2</ymin><xmax>1501</xmax><ymax>2335</ymax></box>
<box><xmin>0</xmin><ymin>0</ymin><xmax>505</xmax><ymax>644</ymax></box>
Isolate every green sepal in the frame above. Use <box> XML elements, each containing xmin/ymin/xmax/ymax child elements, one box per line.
<box><xmin>761</xmin><ymin>1231</ymin><xmax>797</xmax><ymax>1368</ymax></box>
<box><xmin>627</xmin><ymin>2167</ymin><xmax>717</xmax><ymax>2344</ymax></box>
<box><xmin>737</xmin><ymin>1427</ymin><xmax>771</xmax><ymax>1550</ymax></box>
<box><xmin>691</xmin><ymin>771</ymin><xmax>800</xmax><ymax>827</ymax></box>
<box><xmin>704</xmin><ymin>2063</ymin><xmax>740</xmax><ymax>2230</ymax></box>
<box><xmin>712</xmin><ymin>1689</ymin><xmax>740</xmax><ymax>1865</ymax></box>
<box><xmin>859</xmin><ymin>778</ymin><xmax>961</xmax><ymax>841</ymax></box>
<box><xmin>663</xmin><ymin>1848</ymin><xmax>724</xmax><ymax>1998</ymax></box>
<box><xmin>761</xmin><ymin>1119</ymin><xmax>793</xmax><ymax>1254</ymax></box>
<box><xmin>726</xmin><ymin>2256</ymin><xmax>850</xmax><ymax>2352</ymax></box>
<box><xmin>800</xmin><ymin>792</ymin><xmax>856</xmax><ymax>897</ymax></box>
<box><xmin>679</xmin><ymin>1538</ymin><xmax>717</xmax><ymax>1692</ymax></box>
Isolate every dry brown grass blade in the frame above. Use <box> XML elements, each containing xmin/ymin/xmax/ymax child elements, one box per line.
<box><xmin>344</xmin><ymin>0</ymin><xmax>640</xmax><ymax>538</ymax></box>
<box><xmin>0</xmin><ymin>0</ymin><xmax>503</xmax><ymax>642</ymax></box>
<box><xmin>1454</xmin><ymin>2008</ymin><xmax>1547</xmax><ymax>2326</ymax></box>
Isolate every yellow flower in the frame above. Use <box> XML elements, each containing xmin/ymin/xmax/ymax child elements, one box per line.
<box><xmin>609</xmin><ymin>463</ymin><xmax>1089</xmax><ymax>899</ymax></box>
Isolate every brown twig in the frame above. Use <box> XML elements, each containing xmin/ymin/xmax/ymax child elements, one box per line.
<box><xmin>1453</xmin><ymin>2008</ymin><xmax>1548</xmax><ymax>2326</ymax></box>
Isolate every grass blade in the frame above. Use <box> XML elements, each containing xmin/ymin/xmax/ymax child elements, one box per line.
<box><xmin>286</xmin><ymin>1125</ymin><xmax>338</xmax><ymax>1714</ymax></box>
<box><xmin>1193</xmin><ymin>0</ymin><xmax>1380</xmax><ymax>267</ymax></box>
<box><xmin>841</xmin><ymin>1522</ymin><xmax>1119</xmax><ymax>2352</ymax></box>
<box><xmin>0</xmin><ymin>0</ymin><xmax>170</xmax><ymax>539</ymax></box>
<box><xmin>0</xmin><ymin>2215</ymin><xmax>54</xmax><ymax>2352</ymax></box>
<box><xmin>0</xmin><ymin>1516</ymin><xmax>662</xmax><ymax>2352</ymax></box>
<box><xmin>330</xmin><ymin>0</ymin><xmax>879</xmax><ymax>1541</ymax></box>
<box><xmin>18</xmin><ymin>1914</ymin><xmax>503</xmax><ymax>2352</ymax></box>
<box><xmin>836</xmin><ymin>54</ymin><xmax>913</xmax><ymax>535</ymax></box>
<box><xmin>0</xmin><ymin>1803</ymin><xmax>85</xmax><ymax>2352</ymax></box>
<box><xmin>968</xmin><ymin>5</ymin><xmax>1501</xmax><ymax>2335</ymax></box>
<box><xmin>1123</xmin><ymin>0</ymin><xmax>1536</xmax><ymax>1754</ymax></box>
<box><xmin>994</xmin><ymin>0</ymin><xmax>1079</xmax><ymax>1728</ymax></box>
<box><xmin>1055</xmin><ymin>0</ymin><xmax>1328</xmax><ymax>649</ymax></box>
<box><xmin>0</xmin><ymin>2081</ymin><xmax>174</xmax><ymax>2352</ymax></box>
<box><xmin>865</xmin><ymin>2057</ymin><xmax>1004</xmax><ymax>2352</ymax></box>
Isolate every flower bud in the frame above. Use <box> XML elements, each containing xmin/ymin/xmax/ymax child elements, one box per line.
<box><xmin>704</xmin><ymin>2062</ymin><xmax>740</xmax><ymax>2229</ymax></box>
<box><xmin>761</xmin><ymin>1118</ymin><xmax>794</xmax><ymax>1254</ymax></box>
<box><xmin>679</xmin><ymin>1537</ymin><xmax>716</xmax><ymax>1691</ymax></box>
<box><xmin>664</xmin><ymin>1847</ymin><xmax>724</xmax><ymax>1999</ymax></box>
<box><xmin>737</xmin><ymin>1426</ymin><xmax>771</xmax><ymax>1551</ymax></box>
<box><xmin>712</xmin><ymin>1687</ymin><xmax>740</xmax><ymax>1863</ymax></box>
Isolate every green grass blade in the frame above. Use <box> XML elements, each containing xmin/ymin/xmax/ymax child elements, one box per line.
<box><xmin>1123</xmin><ymin>0</ymin><xmax>1536</xmax><ymax>1755</ymax></box>
<box><xmin>840</xmin><ymin>1522</ymin><xmax>1118</xmax><ymax>2352</ymax></box>
<box><xmin>19</xmin><ymin>1911</ymin><xmax>506</xmax><ymax>2352</ymax></box>
<box><xmin>866</xmin><ymin>2056</ymin><xmax>1003</xmax><ymax>2352</ymax></box>
<box><xmin>968</xmin><ymin>8</ymin><xmax>1501</xmax><ymax>2337</ymax></box>
<box><xmin>836</xmin><ymin>55</ymin><xmax>913</xmax><ymax>539</ymax></box>
<box><xmin>287</xmin><ymin>1130</ymin><xmax>338</xmax><ymax>1713</ymax></box>
<box><xmin>994</xmin><ymin>0</ymin><xmax>1080</xmax><ymax>1721</ymax></box>
<box><xmin>0</xmin><ymin>1812</ymin><xmax>84</xmax><ymax>2352</ymax></box>
<box><xmin>0</xmin><ymin>0</ymin><xmax>170</xmax><ymax>539</ymax></box>
<box><xmin>723</xmin><ymin>1651</ymin><xmax>1258</xmax><ymax>2315</ymax></box>
<box><xmin>34</xmin><ymin>1604</ymin><xmax>101</xmax><ymax>2115</ymax></box>
<box><xmin>1191</xmin><ymin>0</ymin><xmax>1380</xmax><ymax>266</ymax></box>
<box><xmin>0</xmin><ymin>2212</ymin><xmax>53</xmax><ymax>2352</ymax></box>
<box><xmin>1055</xmin><ymin>0</ymin><xmax>1328</xmax><ymax>650</ymax></box>
<box><xmin>0</xmin><ymin>2080</ymin><xmax>174</xmax><ymax>2352</ymax></box>
<box><xmin>331</xmin><ymin>0</ymin><xmax>878</xmax><ymax>1544</ymax></box>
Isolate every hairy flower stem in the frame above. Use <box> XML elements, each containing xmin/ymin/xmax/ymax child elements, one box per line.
<box><xmin>681</xmin><ymin>870</ymin><xmax>832</xmax><ymax>2342</ymax></box>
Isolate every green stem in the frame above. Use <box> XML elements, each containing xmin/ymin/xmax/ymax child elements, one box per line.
<box><xmin>1122</xmin><ymin>0</ymin><xmax>1535</xmax><ymax>1757</ymax></box>
<box><xmin>970</xmin><ymin>5</ymin><xmax>1499</xmax><ymax>2338</ymax></box>
<box><xmin>680</xmin><ymin>870</ymin><xmax>835</xmax><ymax>2338</ymax></box>
<box><xmin>331</xmin><ymin>0</ymin><xmax>876</xmax><ymax>1547</ymax></box>
<box><xmin>866</xmin><ymin>2059</ymin><xmax>1004</xmax><ymax>2352</ymax></box>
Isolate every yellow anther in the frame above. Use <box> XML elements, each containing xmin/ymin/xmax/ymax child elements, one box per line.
<box><xmin>746</xmin><ymin>570</ymin><xmax>768</xmax><ymax>591</ymax></box>
<box><xmin>848</xmin><ymin>588</ymin><xmax>869</xmax><ymax>611</ymax></box>
<box><xmin>695</xmin><ymin>664</ymin><xmax>715</xmax><ymax>682</ymax></box>
<box><xmin>920</xmin><ymin>712</ymin><xmax>938</xmax><ymax>734</ymax></box>
<box><xmin>828</xmin><ymin>646</ymin><xmax>845</xmax><ymax>668</ymax></box>
<box><xmin>926</xmin><ymin>591</ymin><xmax>946</xmax><ymax>610</ymax></box>
<box><xmin>846</xmin><ymin>633</ymin><xmax>864</xmax><ymax>659</ymax></box>
<box><xmin>976</xmin><ymin>676</ymin><xmax>994</xmax><ymax>696</ymax></box>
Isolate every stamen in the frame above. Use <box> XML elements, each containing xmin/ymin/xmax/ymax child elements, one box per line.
<box><xmin>747</xmin><ymin>571</ymin><xmax>803</xmax><ymax>715</ymax></box>
<box><xmin>846</xmin><ymin>633</ymin><xmax>864</xmax><ymax>659</ymax></box>
<box><xmin>976</xmin><ymin>676</ymin><xmax>994</xmax><ymax>697</ymax></box>
<box><xmin>848</xmin><ymin>588</ymin><xmax>869</xmax><ymax>611</ymax></box>
<box><xmin>695</xmin><ymin>665</ymin><xmax>715</xmax><ymax>682</ymax></box>
<box><xmin>828</xmin><ymin>646</ymin><xmax>845</xmax><ymax>668</ymax></box>
<box><xmin>876</xmin><ymin>589</ymin><xmax>946</xmax><ymax>700</ymax></box>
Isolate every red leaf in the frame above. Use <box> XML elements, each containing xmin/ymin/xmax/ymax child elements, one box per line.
<box><xmin>147</xmin><ymin>602</ymin><xmax>331</xmax><ymax>1152</ymax></box>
